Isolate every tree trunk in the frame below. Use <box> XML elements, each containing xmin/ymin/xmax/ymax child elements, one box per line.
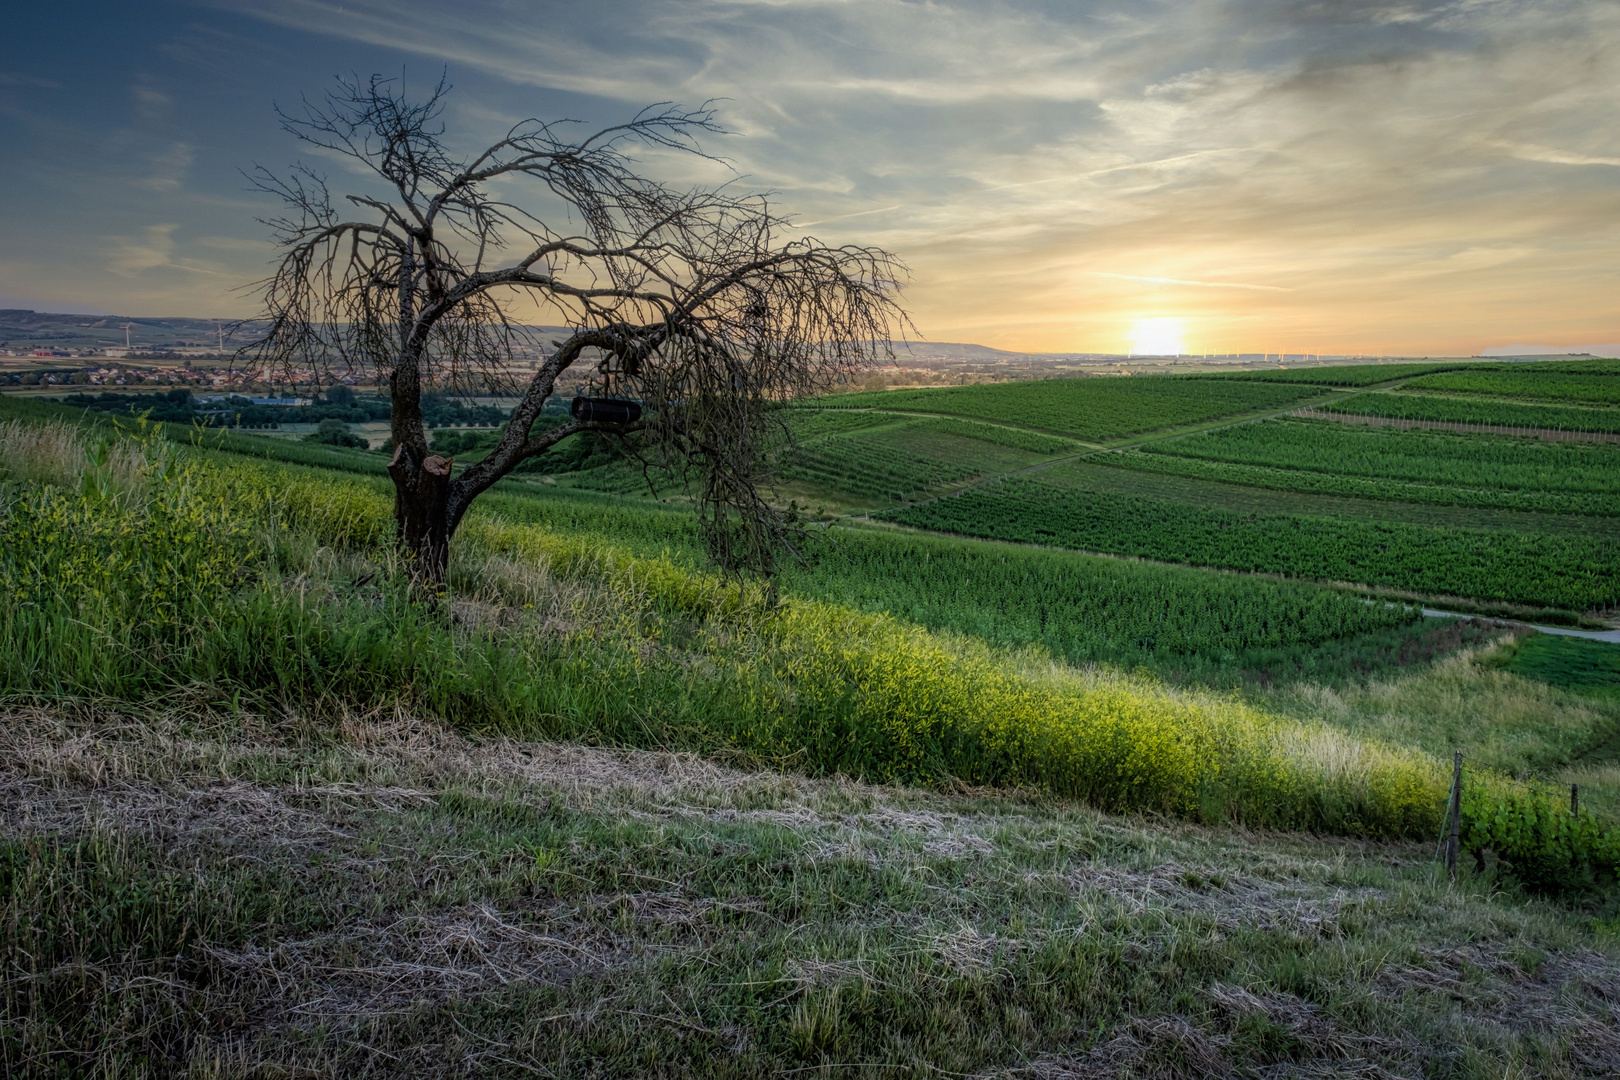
<box><xmin>387</xmin><ymin>445</ymin><xmax>454</xmax><ymax>583</ymax></box>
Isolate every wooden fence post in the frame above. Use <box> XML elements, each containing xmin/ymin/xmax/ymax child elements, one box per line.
<box><xmin>1447</xmin><ymin>750</ymin><xmax>1463</xmax><ymax>880</ymax></box>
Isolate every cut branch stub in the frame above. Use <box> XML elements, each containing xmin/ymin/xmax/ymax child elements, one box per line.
<box><xmin>388</xmin><ymin>445</ymin><xmax>455</xmax><ymax>582</ymax></box>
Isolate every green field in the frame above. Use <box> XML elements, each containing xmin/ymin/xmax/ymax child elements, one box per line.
<box><xmin>1502</xmin><ymin>633</ymin><xmax>1620</xmax><ymax>695</ymax></box>
<box><xmin>880</xmin><ymin>464</ymin><xmax>1620</xmax><ymax>614</ymax></box>
<box><xmin>1404</xmin><ymin>370</ymin><xmax>1620</xmax><ymax>406</ymax></box>
<box><xmin>816</xmin><ymin>377</ymin><xmax>1321</xmax><ymax>439</ymax></box>
<box><xmin>1317</xmin><ymin>391</ymin><xmax>1620</xmax><ymax>433</ymax></box>
<box><xmin>1210</xmin><ymin>362</ymin><xmax>1467</xmax><ymax>385</ymax></box>
<box><xmin>775</xmin><ymin>421</ymin><xmax>1048</xmax><ymax>504</ymax></box>
<box><xmin>1486</xmin><ymin>358</ymin><xmax>1620</xmax><ymax>375</ymax></box>
<box><xmin>1110</xmin><ymin>418</ymin><xmax>1620</xmax><ymax>516</ymax></box>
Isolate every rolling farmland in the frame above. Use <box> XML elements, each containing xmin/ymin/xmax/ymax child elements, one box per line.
<box><xmin>1315</xmin><ymin>391</ymin><xmax>1620</xmax><ymax>433</ymax></box>
<box><xmin>815</xmin><ymin>376</ymin><xmax>1322</xmax><ymax>439</ymax></box>
<box><xmin>786</xmin><ymin>527</ymin><xmax>1424</xmax><ymax>674</ymax></box>
<box><xmin>1401</xmin><ymin>369</ymin><xmax>1620</xmax><ymax>406</ymax></box>
<box><xmin>1209</xmin><ymin>361</ymin><xmax>1467</xmax><ymax>385</ymax></box>
<box><xmin>776</xmin><ymin>423</ymin><xmax>1042</xmax><ymax>503</ymax></box>
<box><xmin>880</xmin><ymin>467</ymin><xmax>1620</xmax><ymax>613</ymax></box>
<box><xmin>1110</xmin><ymin>418</ymin><xmax>1620</xmax><ymax>515</ymax></box>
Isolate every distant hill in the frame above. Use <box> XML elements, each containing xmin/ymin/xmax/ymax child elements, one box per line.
<box><xmin>0</xmin><ymin>311</ymin><xmax>593</xmax><ymax>355</ymax></box>
<box><xmin>1</xmin><ymin>310</ymin><xmax>1084</xmax><ymax>363</ymax></box>
<box><xmin>0</xmin><ymin>310</ymin><xmax>260</xmax><ymax>352</ymax></box>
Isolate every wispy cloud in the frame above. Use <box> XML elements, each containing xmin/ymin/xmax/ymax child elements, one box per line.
<box><xmin>109</xmin><ymin>224</ymin><xmax>215</xmax><ymax>276</ymax></box>
<box><xmin>1493</xmin><ymin>141</ymin><xmax>1620</xmax><ymax>167</ymax></box>
<box><xmin>9</xmin><ymin>0</ymin><xmax>1620</xmax><ymax>349</ymax></box>
<box><xmin>1088</xmin><ymin>272</ymin><xmax>1290</xmax><ymax>292</ymax></box>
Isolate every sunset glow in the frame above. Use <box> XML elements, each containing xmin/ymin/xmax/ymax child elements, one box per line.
<box><xmin>1128</xmin><ymin>318</ymin><xmax>1186</xmax><ymax>357</ymax></box>
<box><xmin>2</xmin><ymin>3</ymin><xmax>1618</xmax><ymax>355</ymax></box>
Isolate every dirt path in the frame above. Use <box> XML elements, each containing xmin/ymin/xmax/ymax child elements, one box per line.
<box><xmin>1418</xmin><ymin>607</ymin><xmax>1620</xmax><ymax>642</ymax></box>
<box><xmin>888</xmin><ymin>385</ymin><xmax>1364</xmax><ymax>511</ymax></box>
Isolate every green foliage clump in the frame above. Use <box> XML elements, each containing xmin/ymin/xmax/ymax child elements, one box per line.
<box><xmin>303</xmin><ymin>418</ymin><xmax>368</xmax><ymax>449</ymax></box>
<box><xmin>1463</xmin><ymin>784</ymin><xmax>1620</xmax><ymax>895</ymax></box>
<box><xmin>429</xmin><ymin>427</ymin><xmax>501</xmax><ymax>457</ymax></box>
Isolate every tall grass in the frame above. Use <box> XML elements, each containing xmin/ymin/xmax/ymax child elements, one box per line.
<box><xmin>1</xmin><ymin>418</ymin><xmax>1614</xmax><ymax>891</ymax></box>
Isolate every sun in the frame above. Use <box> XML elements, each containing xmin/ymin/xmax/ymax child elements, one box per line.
<box><xmin>1128</xmin><ymin>317</ymin><xmax>1185</xmax><ymax>357</ymax></box>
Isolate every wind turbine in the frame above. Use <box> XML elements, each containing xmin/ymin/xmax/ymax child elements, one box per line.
<box><xmin>122</xmin><ymin>323</ymin><xmax>134</xmax><ymax>349</ymax></box>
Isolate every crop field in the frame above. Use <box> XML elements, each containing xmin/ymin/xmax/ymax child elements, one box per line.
<box><xmin>777</xmin><ymin>425</ymin><xmax>1040</xmax><ymax>503</ymax></box>
<box><xmin>817</xmin><ymin>376</ymin><xmax>1322</xmax><ymax>440</ymax></box>
<box><xmin>782</xmin><ymin>527</ymin><xmax>1459</xmax><ymax>679</ymax></box>
<box><xmin>1111</xmin><ymin>451</ymin><xmax>1620</xmax><ymax>516</ymax></box>
<box><xmin>554</xmin><ymin>409</ymin><xmax>1083</xmax><ymax>505</ymax></box>
<box><xmin>1485</xmin><ymin>358</ymin><xmax>1620</xmax><ymax>375</ymax></box>
<box><xmin>1211</xmin><ymin>361</ymin><xmax>1466</xmax><ymax>385</ymax></box>
<box><xmin>1402</xmin><ymin>369</ymin><xmax>1620</xmax><ymax>406</ymax></box>
<box><xmin>880</xmin><ymin>466</ymin><xmax>1620</xmax><ymax>614</ymax></box>
<box><xmin>1111</xmin><ymin>418</ymin><xmax>1620</xmax><ymax>515</ymax></box>
<box><xmin>1317</xmin><ymin>391</ymin><xmax>1620</xmax><ymax>433</ymax></box>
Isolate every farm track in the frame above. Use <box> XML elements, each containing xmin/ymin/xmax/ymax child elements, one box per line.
<box><xmin>875</xmin><ymin>378</ymin><xmax>1405</xmax><ymax>512</ymax></box>
<box><xmin>841</xmin><ymin>373</ymin><xmax>1618</xmax><ymax>626</ymax></box>
<box><xmin>1416</xmin><ymin>607</ymin><xmax>1620</xmax><ymax>642</ymax></box>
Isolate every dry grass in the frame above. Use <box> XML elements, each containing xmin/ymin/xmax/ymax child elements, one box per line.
<box><xmin>1273</xmin><ymin>641</ymin><xmax>1620</xmax><ymax>787</ymax></box>
<box><xmin>0</xmin><ymin>417</ymin><xmax>150</xmax><ymax>490</ymax></box>
<box><xmin>2</xmin><ymin>704</ymin><xmax>1618</xmax><ymax>1077</ymax></box>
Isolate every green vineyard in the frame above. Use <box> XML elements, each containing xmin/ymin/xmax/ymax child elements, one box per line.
<box><xmin>1110</xmin><ymin>418</ymin><xmax>1620</xmax><ymax>514</ymax></box>
<box><xmin>817</xmin><ymin>377</ymin><xmax>1321</xmax><ymax>439</ymax></box>
<box><xmin>784</xmin><ymin>527</ymin><xmax>1424</xmax><ymax>674</ymax></box>
<box><xmin>1317</xmin><ymin>391</ymin><xmax>1620</xmax><ymax>433</ymax></box>
<box><xmin>776</xmin><ymin>424</ymin><xmax>1037</xmax><ymax>502</ymax></box>
<box><xmin>1136</xmin><ymin>418</ymin><xmax>1620</xmax><ymax>491</ymax></box>
<box><xmin>1401</xmin><ymin>369</ymin><xmax>1620</xmax><ymax>406</ymax></box>
<box><xmin>1111</xmin><ymin>451</ymin><xmax>1620</xmax><ymax>516</ymax></box>
<box><xmin>1209</xmin><ymin>362</ymin><xmax>1465</xmax><ymax>385</ymax></box>
<box><xmin>880</xmin><ymin>470</ymin><xmax>1620</xmax><ymax>613</ymax></box>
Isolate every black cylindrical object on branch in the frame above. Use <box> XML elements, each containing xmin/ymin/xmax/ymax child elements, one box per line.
<box><xmin>571</xmin><ymin>397</ymin><xmax>643</xmax><ymax>425</ymax></box>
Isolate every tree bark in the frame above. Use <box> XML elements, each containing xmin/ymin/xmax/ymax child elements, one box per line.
<box><xmin>388</xmin><ymin>445</ymin><xmax>454</xmax><ymax>582</ymax></box>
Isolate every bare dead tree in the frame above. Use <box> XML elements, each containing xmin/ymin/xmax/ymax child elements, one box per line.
<box><xmin>241</xmin><ymin>73</ymin><xmax>907</xmax><ymax>582</ymax></box>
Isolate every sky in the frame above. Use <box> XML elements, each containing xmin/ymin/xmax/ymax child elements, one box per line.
<box><xmin>2</xmin><ymin>1</ymin><xmax>1619</xmax><ymax>355</ymax></box>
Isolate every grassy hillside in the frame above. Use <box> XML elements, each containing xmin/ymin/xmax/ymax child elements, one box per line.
<box><xmin>3</xmin><ymin>411</ymin><xmax>1620</xmax><ymax>1076</ymax></box>
<box><xmin>5</xmin><ymin>705</ymin><xmax>1618</xmax><ymax>1078</ymax></box>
